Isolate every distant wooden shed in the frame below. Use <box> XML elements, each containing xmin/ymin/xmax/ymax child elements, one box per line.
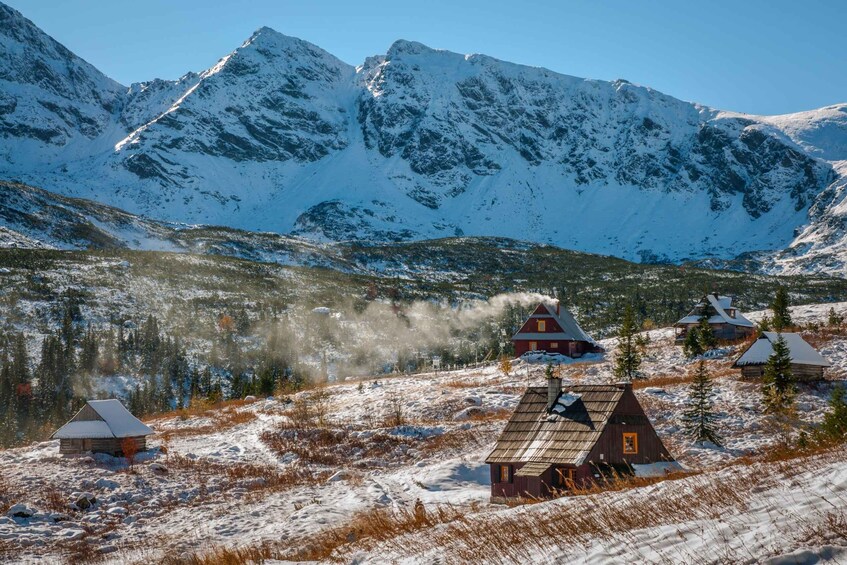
<box><xmin>485</xmin><ymin>380</ymin><xmax>673</xmax><ymax>502</ymax></box>
<box><xmin>733</xmin><ymin>332</ymin><xmax>831</xmax><ymax>381</ymax></box>
<box><xmin>51</xmin><ymin>399</ymin><xmax>153</xmax><ymax>456</ymax></box>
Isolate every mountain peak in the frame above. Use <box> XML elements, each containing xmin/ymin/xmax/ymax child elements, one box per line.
<box><xmin>386</xmin><ymin>39</ymin><xmax>438</xmax><ymax>58</ymax></box>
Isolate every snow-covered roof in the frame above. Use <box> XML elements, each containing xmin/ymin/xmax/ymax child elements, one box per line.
<box><xmin>51</xmin><ymin>420</ymin><xmax>114</xmax><ymax>439</ymax></box>
<box><xmin>51</xmin><ymin>399</ymin><xmax>153</xmax><ymax>440</ymax></box>
<box><xmin>512</xmin><ymin>303</ymin><xmax>597</xmax><ymax>344</ymax></box>
<box><xmin>733</xmin><ymin>332</ymin><xmax>831</xmax><ymax>367</ymax></box>
<box><xmin>676</xmin><ymin>294</ymin><xmax>754</xmax><ymax>328</ymax></box>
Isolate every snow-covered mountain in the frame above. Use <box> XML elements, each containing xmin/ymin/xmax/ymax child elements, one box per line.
<box><xmin>2</xmin><ymin>1</ymin><xmax>847</xmax><ymax>273</ymax></box>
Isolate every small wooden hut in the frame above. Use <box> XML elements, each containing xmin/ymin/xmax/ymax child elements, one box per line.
<box><xmin>511</xmin><ymin>302</ymin><xmax>603</xmax><ymax>358</ymax></box>
<box><xmin>675</xmin><ymin>294</ymin><xmax>755</xmax><ymax>343</ymax></box>
<box><xmin>51</xmin><ymin>399</ymin><xmax>153</xmax><ymax>456</ymax></box>
<box><xmin>733</xmin><ymin>332</ymin><xmax>831</xmax><ymax>381</ymax></box>
<box><xmin>485</xmin><ymin>379</ymin><xmax>674</xmax><ymax>502</ymax></box>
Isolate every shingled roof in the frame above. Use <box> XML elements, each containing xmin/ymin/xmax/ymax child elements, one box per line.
<box><xmin>486</xmin><ymin>384</ymin><xmax>625</xmax><ymax>467</ymax></box>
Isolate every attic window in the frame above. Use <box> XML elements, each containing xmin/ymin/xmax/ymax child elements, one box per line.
<box><xmin>537</xmin><ymin>320</ymin><xmax>546</xmax><ymax>332</ymax></box>
<box><xmin>623</xmin><ymin>433</ymin><xmax>638</xmax><ymax>454</ymax></box>
<box><xmin>500</xmin><ymin>464</ymin><xmax>512</xmax><ymax>483</ymax></box>
<box><xmin>728</xmin><ymin>309</ymin><xmax>736</xmax><ymax>318</ymax></box>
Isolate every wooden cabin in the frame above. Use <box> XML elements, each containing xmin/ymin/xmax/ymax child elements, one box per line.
<box><xmin>512</xmin><ymin>303</ymin><xmax>603</xmax><ymax>358</ymax></box>
<box><xmin>485</xmin><ymin>379</ymin><xmax>674</xmax><ymax>502</ymax></box>
<box><xmin>733</xmin><ymin>332</ymin><xmax>831</xmax><ymax>381</ymax></box>
<box><xmin>51</xmin><ymin>399</ymin><xmax>153</xmax><ymax>456</ymax></box>
<box><xmin>674</xmin><ymin>293</ymin><xmax>755</xmax><ymax>343</ymax></box>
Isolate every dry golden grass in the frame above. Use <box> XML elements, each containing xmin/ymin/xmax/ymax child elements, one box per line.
<box><xmin>160</xmin><ymin>543</ymin><xmax>278</xmax><ymax>565</ymax></box>
<box><xmin>632</xmin><ymin>373</ymin><xmax>696</xmax><ymax>389</ymax></box>
<box><xmin>154</xmin><ymin>406</ymin><xmax>257</xmax><ymax>442</ymax></box>
<box><xmin>361</xmin><ymin>449</ymin><xmax>845</xmax><ymax>564</ymax></box>
<box><xmin>166</xmin><ymin>455</ymin><xmax>326</xmax><ymax>494</ymax></box>
<box><xmin>0</xmin><ymin>475</ymin><xmax>13</xmax><ymax>514</ymax></box>
<box><xmin>152</xmin><ymin>398</ymin><xmax>249</xmax><ymax>420</ymax></box>
<box><xmin>441</xmin><ymin>379</ymin><xmax>480</xmax><ymax>389</ymax></box>
<box><xmin>803</xmin><ymin>327</ymin><xmax>847</xmax><ymax>350</ymax></box>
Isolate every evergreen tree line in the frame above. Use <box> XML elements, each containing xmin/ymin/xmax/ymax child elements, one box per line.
<box><xmin>0</xmin><ymin>307</ymin><xmax>315</xmax><ymax>447</ymax></box>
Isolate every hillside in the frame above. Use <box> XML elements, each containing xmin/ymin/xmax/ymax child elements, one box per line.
<box><xmin>2</xmin><ymin>2</ymin><xmax>847</xmax><ymax>272</ymax></box>
<box><xmin>0</xmin><ymin>302</ymin><xmax>846</xmax><ymax>563</ymax></box>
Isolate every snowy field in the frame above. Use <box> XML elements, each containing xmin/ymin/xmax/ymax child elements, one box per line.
<box><xmin>1</xmin><ymin>302</ymin><xmax>846</xmax><ymax>563</ymax></box>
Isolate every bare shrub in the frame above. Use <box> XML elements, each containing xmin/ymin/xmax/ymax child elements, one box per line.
<box><xmin>121</xmin><ymin>437</ymin><xmax>139</xmax><ymax>470</ymax></box>
<box><xmin>385</xmin><ymin>390</ymin><xmax>405</xmax><ymax>427</ymax></box>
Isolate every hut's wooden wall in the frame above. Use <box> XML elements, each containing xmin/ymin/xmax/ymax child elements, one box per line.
<box><xmin>59</xmin><ymin>436</ymin><xmax>147</xmax><ymax>456</ymax></box>
<box><xmin>584</xmin><ymin>388</ymin><xmax>672</xmax><ymax>466</ymax></box>
<box><xmin>740</xmin><ymin>364</ymin><xmax>824</xmax><ymax>381</ymax></box>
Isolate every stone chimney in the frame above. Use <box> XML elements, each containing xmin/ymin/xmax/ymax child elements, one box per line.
<box><xmin>547</xmin><ymin>373</ymin><xmax>562</xmax><ymax>411</ymax></box>
<box><xmin>556</xmin><ymin>301</ymin><xmax>560</xmax><ymax>316</ymax></box>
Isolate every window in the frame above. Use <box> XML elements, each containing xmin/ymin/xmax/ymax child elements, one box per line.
<box><xmin>537</xmin><ymin>320</ymin><xmax>546</xmax><ymax>332</ymax></box>
<box><xmin>500</xmin><ymin>465</ymin><xmax>512</xmax><ymax>483</ymax></box>
<box><xmin>553</xmin><ymin>467</ymin><xmax>574</xmax><ymax>488</ymax></box>
<box><xmin>529</xmin><ymin>341</ymin><xmax>538</xmax><ymax>351</ymax></box>
<box><xmin>550</xmin><ymin>342</ymin><xmax>558</xmax><ymax>349</ymax></box>
<box><xmin>623</xmin><ymin>433</ymin><xmax>638</xmax><ymax>454</ymax></box>
<box><xmin>728</xmin><ymin>309</ymin><xmax>736</xmax><ymax>318</ymax></box>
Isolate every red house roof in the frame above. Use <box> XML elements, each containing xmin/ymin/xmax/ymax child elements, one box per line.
<box><xmin>512</xmin><ymin>303</ymin><xmax>597</xmax><ymax>345</ymax></box>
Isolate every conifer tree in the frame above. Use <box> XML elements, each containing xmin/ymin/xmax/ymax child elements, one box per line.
<box><xmin>828</xmin><ymin>308</ymin><xmax>844</xmax><ymax>328</ymax></box>
<box><xmin>761</xmin><ymin>334</ymin><xmax>797</xmax><ymax>415</ymax></box>
<box><xmin>613</xmin><ymin>304</ymin><xmax>641</xmax><ymax>381</ymax></box>
<box><xmin>818</xmin><ymin>384</ymin><xmax>847</xmax><ymax>441</ymax></box>
<box><xmin>683</xmin><ymin>328</ymin><xmax>703</xmax><ymax>357</ymax></box>
<box><xmin>697</xmin><ymin>315</ymin><xmax>717</xmax><ymax>351</ymax></box>
<box><xmin>771</xmin><ymin>287</ymin><xmax>792</xmax><ymax>331</ymax></box>
<box><xmin>682</xmin><ymin>361</ymin><xmax>723</xmax><ymax>446</ymax></box>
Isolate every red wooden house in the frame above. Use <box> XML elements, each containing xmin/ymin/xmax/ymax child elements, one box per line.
<box><xmin>512</xmin><ymin>302</ymin><xmax>603</xmax><ymax>358</ymax></box>
<box><xmin>485</xmin><ymin>378</ymin><xmax>674</xmax><ymax>502</ymax></box>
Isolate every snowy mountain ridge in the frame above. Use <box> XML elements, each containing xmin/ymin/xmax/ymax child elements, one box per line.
<box><xmin>2</xmin><ymin>1</ymin><xmax>847</xmax><ymax>274</ymax></box>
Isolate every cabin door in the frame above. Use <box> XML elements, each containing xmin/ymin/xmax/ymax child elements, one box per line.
<box><xmin>568</xmin><ymin>342</ymin><xmax>576</xmax><ymax>357</ymax></box>
<box><xmin>82</xmin><ymin>439</ymin><xmax>92</xmax><ymax>451</ymax></box>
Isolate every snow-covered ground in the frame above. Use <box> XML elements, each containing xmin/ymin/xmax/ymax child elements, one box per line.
<box><xmin>1</xmin><ymin>302</ymin><xmax>846</xmax><ymax>563</ymax></box>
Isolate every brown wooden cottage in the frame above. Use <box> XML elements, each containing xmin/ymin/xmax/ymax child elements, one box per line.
<box><xmin>733</xmin><ymin>331</ymin><xmax>831</xmax><ymax>381</ymax></box>
<box><xmin>512</xmin><ymin>302</ymin><xmax>604</xmax><ymax>358</ymax></box>
<box><xmin>674</xmin><ymin>294</ymin><xmax>755</xmax><ymax>343</ymax></box>
<box><xmin>51</xmin><ymin>399</ymin><xmax>153</xmax><ymax>456</ymax></box>
<box><xmin>485</xmin><ymin>378</ymin><xmax>674</xmax><ymax>502</ymax></box>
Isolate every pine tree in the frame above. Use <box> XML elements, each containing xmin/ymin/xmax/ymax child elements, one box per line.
<box><xmin>697</xmin><ymin>315</ymin><xmax>717</xmax><ymax>351</ymax></box>
<box><xmin>682</xmin><ymin>361</ymin><xmax>723</xmax><ymax>446</ymax></box>
<box><xmin>828</xmin><ymin>308</ymin><xmax>844</xmax><ymax>328</ymax></box>
<box><xmin>613</xmin><ymin>304</ymin><xmax>641</xmax><ymax>381</ymax></box>
<box><xmin>761</xmin><ymin>334</ymin><xmax>797</xmax><ymax>415</ymax></box>
<box><xmin>771</xmin><ymin>287</ymin><xmax>792</xmax><ymax>331</ymax></box>
<box><xmin>818</xmin><ymin>384</ymin><xmax>847</xmax><ymax>441</ymax></box>
<box><xmin>683</xmin><ymin>327</ymin><xmax>703</xmax><ymax>357</ymax></box>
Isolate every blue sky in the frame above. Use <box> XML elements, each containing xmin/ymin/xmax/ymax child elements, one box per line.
<box><xmin>7</xmin><ymin>0</ymin><xmax>846</xmax><ymax>115</ymax></box>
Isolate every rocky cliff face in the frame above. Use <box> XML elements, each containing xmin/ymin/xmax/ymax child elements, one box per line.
<box><xmin>1</xmin><ymin>1</ymin><xmax>846</xmax><ymax>273</ymax></box>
